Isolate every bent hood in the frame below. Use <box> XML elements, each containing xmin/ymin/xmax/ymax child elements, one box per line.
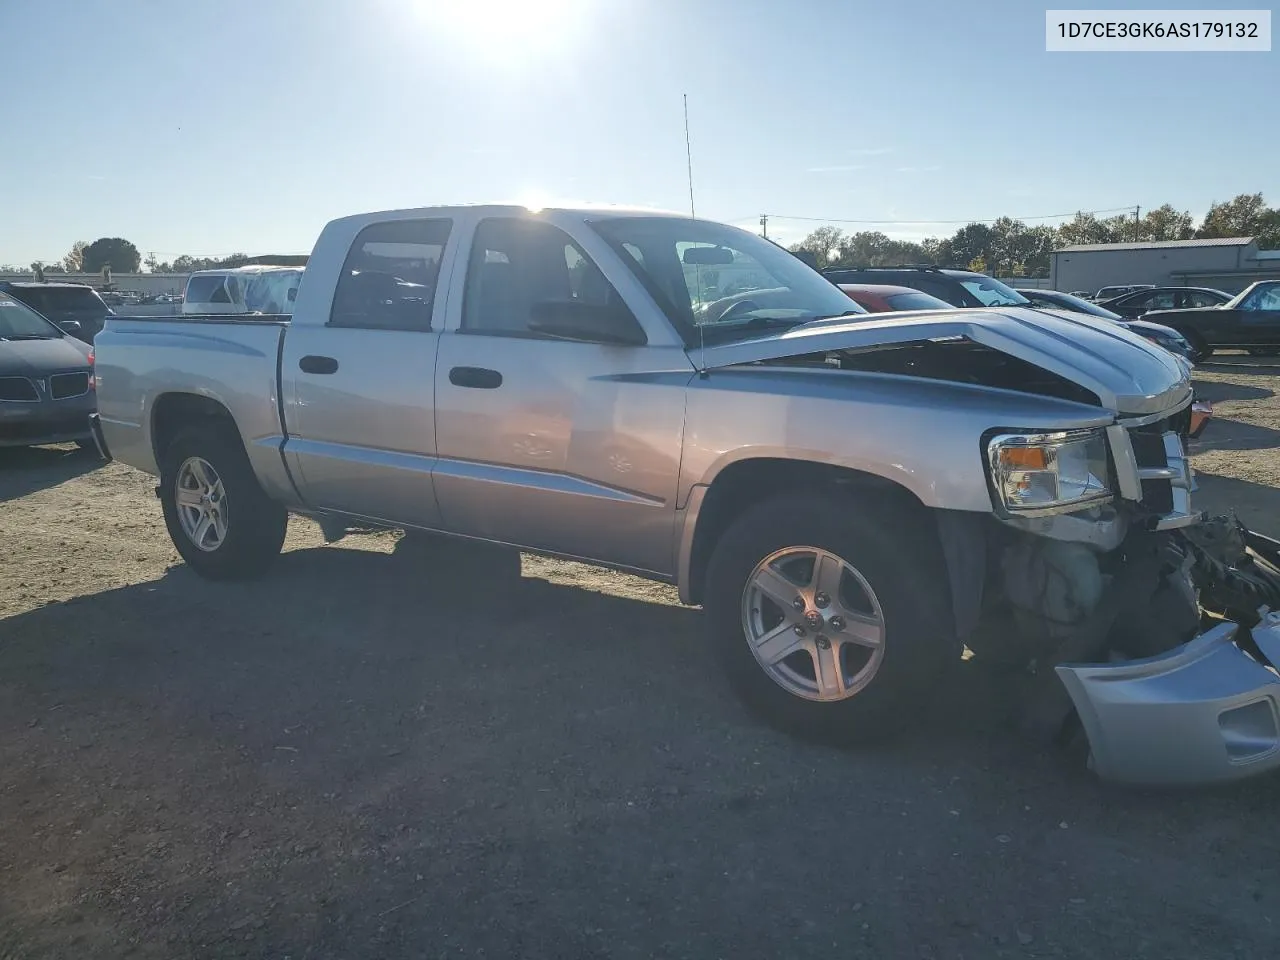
<box><xmin>0</xmin><ymin>336</ymin><xmax>92</xmax><ymax>378</ymax></box>
<box><xmin>694</xmin><ymin>306</ymin><xmax>1191</xmax><ymax>416</ymax></box>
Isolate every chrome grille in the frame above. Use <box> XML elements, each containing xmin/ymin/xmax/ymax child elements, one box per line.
<box><xmin>50</xmin><ymin>372</ymin><xmax>90</xmax><ymax>399</ymax></box>
<box><xmin>0</xmin><ymin>376</ymin><xmax>38</xmax><ymax>401</ymax></box>
<box><xmin>1112</xmin><ymin>416</ymin><xmax>1198</xmax><ymax>530</ymax></box>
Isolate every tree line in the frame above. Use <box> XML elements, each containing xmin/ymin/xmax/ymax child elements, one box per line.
<box><xmin>788</xmin><ymin>192</ymin><xmax>1280</xmax><ymax>277</ymax></box>
<box><xmin>7</xmin><ymin>192</ymin><xmax>1278</xmax><ymax>279</ymax></box>
<box><xmin>4</xmin><ymin>238</ymin><xmax>255</xmax><ymax>276</ymax></box>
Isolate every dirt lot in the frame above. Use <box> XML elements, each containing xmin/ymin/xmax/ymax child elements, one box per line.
<box><xmin>2</xmin><ymin>359</ymin><xmax>1280</xmax><ymax>959</ymax></box>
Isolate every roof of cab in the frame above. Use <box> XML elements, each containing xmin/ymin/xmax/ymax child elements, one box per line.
<box><xmin>326</xmin><ymin>202</ymin><xmax>693</xmax><ymax>229</ymax></box>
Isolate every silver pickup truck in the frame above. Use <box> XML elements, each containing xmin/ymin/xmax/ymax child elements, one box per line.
<box><xmin>93</xmin><ymin>205</ymin><xmax>1280</xmax><ymax>785</ymax></box>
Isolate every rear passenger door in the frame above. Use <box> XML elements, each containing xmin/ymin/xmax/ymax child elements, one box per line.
<box><xmin>280</xmin><ymin>218</ymin><xmax>452</xmax><ymax>527</ymax></box>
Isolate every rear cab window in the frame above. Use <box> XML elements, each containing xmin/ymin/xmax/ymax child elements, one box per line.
<box><xmin>329</xmin><ymin>218</ymin><xmax>451</xmax><ymax>331</ymax></box>
<box><xmin>185</xmin><ymin>276</ymin><xmax>230</xmax><ymax>303</ymax></box>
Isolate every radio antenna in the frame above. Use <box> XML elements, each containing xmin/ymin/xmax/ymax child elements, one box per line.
<box><xmin>684</xmin><ymin>94</ymin><xmax>709</xmax><ymax>378</ymax></box>
<box><xmin>683</xmin><ymin>94</ymin><xmax>696</xmax><ymax>218</ymax></box>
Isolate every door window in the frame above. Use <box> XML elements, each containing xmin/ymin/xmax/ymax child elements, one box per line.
<box><xmin>1183</xmin><ymin>290</ymin><xmax>1225</xmax><ymax>308</ymax></box>
<box><xmin>329</xmin><ymin>218</ymin><xmax>452</xmax><ymax>331</ymax></box>
<box><xmin>1144</xmin><ymin>290</ymin><xmax>1177</xmax><ymax>309</ymax></box>
<box><xmin>1241</xmin><ymin>284</ymin><xmax>1280</xmax><ymax>312</ymax></box>
<box><xmin>462</xmin><ymin>217</ymin><xmax>641</xmax><ymax>340</ymax></box>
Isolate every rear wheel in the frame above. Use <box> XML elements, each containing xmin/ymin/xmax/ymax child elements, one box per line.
<box><xmin>704</xmin><ymin>492</ymin><xmax>953</xmax><ymax>743</ymax></box>
<box><xmin>159</xmin><ymin>424</ymin><xmax>287</xmax><ymax>580</ymax></box>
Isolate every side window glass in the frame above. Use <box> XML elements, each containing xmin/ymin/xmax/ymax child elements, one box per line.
<box><xmin>1243</xmin><ymin>285</ymin><xmax>1280</xmax><ymax>311</ymax></box>
<box><xmin>462</xmin><ymin>217</ymin><xmax>641</xmax><ymax>340</ymax></box>
<box><xmin>1147</xmin><ymin>291</ymin><xmax>1176</xmax><ymax>309</ymax></box>
<box><xmin>329</xmin><ymin>218</ymin><xmax>451</xmax><ymax>331</ymax></box>
<box><xmin>209</xmin><ymin>280</ymin><xmax>231</xmax><ymax>304</ymax></box>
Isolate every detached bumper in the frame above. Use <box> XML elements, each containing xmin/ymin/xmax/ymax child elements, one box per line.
<box><xmin>1057</xmin><ymin>617</ymin><xmax>1280</xmax><ymax>785</ymax></box>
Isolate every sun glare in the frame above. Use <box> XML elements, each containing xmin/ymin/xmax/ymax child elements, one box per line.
<box><xmin>413</xmin><ymin>0</ymin><xmax>588</xmax><ymax>59</ymax></box>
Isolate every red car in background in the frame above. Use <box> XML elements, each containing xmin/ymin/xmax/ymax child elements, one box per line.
<box><xmin>837</xmin><ymin>283</ymin><xmax>952</xmax><ymax>313</ymax></box>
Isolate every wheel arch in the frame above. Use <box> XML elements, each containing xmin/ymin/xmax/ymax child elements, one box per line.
<box><xmin>150</xmin><ymin>392</ymin><xmax>242</xmax><ymax>465</ymax></box>
<box><xmin>678</xmin><ymin>457</ymin><xmax>943</xmax><ymax>608</ymax></box>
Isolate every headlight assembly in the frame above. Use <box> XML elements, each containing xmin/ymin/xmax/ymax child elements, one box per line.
<box><xmin>987</xmin><ymin>429</ymin><xmax>1113</xmax><ymax>515</ymax></box>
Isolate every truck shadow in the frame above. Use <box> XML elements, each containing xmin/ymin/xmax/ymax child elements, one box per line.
<box><xmin>1192</xmin><ymin>378</ymin><xmax>1275</xmax><ymax>402</ymax></box>
<box><xmin>0</xmin><ymin>443</ymin><xmax>104</xmax><ymax>503</ymax></box>
<box><xmin>1198</xmin><ymin>356</ymin><xmax>1280</xmax><ymax>376</ymax></box>
<box><xmin>1191</xmin><ymin>417</ymin><xmax>1280</xmax><ymax>453</ymax></box>
<box><xmin>4</xmin><ymin>541</ymin><xmax>1280</xmax><ymax>955</ymax></box>
<box><xmin>1191</xmin><ymin>470</ymin><xmax>1280</xmax><ymax>541</ymax></box>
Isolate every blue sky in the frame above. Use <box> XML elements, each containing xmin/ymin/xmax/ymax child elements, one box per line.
<box><xmin>2</xmin><ymin>0</ymin><xmax>1276</xmax><ymax>266</ymax></box>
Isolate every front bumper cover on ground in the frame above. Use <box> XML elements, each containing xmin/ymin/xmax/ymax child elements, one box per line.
<box><xmin>1057</xmin><ymin>617</ymin><xmax>1280</xmax><ymax>785</ymax></box>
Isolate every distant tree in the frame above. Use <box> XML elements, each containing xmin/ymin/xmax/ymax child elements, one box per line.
<box><xmin>169</xmin><ymin>252</ymin><xmax>251</xmax><ymax>273</ymax></box>
<box><xmin>62</xmin><ymin>240</ymin><xmax>89</xmax><ymax>272</ymax></box>
<box><xmin>942</xmin><ymin>223</ymin><xmax>994</xmax><ymax>269</ymax></box>
<box><xmin>1055</xmin><ymin>212</ymin><xmax>1118</xmax><ymax>246</ymax></box>
<box><xmin>82</xmin><ymin>237</ymin><xmax>141</xmax><ymax>273</ymax></box>
<box><xmin>1139</xmin><ymin>204</ymin><xmax>1195</xmax><ymax>241</ymax></box>
<box><xmin>143</xmin><ymin>252</ymin><xmax>175</xmax><ymax>273</ymax></box>
<box><xmin>789</xmin><ymin>226</ymin><xmax>845</xmax><ymax>270</ymax></box>
<box><xmin>967</xmin><ymin>254</ymin><xmax>987</xmax><ymax>273</ymax></box>
<box><xmin>1197</xmin><ymin>192</ymin><xmax>1280</xmax><ymax>247</ymax></box>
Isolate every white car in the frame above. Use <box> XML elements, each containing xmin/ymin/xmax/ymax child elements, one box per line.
<box><xmin>182</xmin><ymin>266</ymin><xmax>303</xmax><ymax>316</ymax></box>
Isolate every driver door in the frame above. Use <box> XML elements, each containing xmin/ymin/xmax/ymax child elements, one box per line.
<box><xmin>432</xmin><ymin>216</ymin><xmax>691</xmax><ymax>576</ymax></box>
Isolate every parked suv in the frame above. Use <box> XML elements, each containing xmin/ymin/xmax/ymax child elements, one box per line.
<box><xmin>0</xmin><ymin>281</ymin><xmax>114</xmax><ymax>341</ymax></box>
<box><xmin>822</xmin><ymin>266</ymin><xmax>1031</xmax><ymax>308</ymax></box>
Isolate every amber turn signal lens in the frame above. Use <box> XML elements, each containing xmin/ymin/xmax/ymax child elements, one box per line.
<box><xmin>999</xmin><ymin>447</ymin><xmax>1049</xmax><ymax>470</ymax></box>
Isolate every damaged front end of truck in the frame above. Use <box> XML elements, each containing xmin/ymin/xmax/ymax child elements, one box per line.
<box><xmin>702</xmin><ymin>308</ymin><xmax>1280</xmax><ymax>784</ymax></box>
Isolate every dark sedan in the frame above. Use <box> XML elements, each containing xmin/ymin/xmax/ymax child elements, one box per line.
<box><xmin>1098</xmin><ymin>285</ymin><xmax>1231</xmax><ymax>319</ymax></box>
<box><xmin>0</xmin><ymin>291</ymin><xmax>97</xmax><ymax>449</ymax></box>
<box><xmin>1014</xmin><ymin>288</ymin><xmax>1198</xmax><ymax>361</ymax></box>
<box><xmin>1141</xmin><ymin>280</ymin><xmax>1280</xmax><ymax>357</ymax></box>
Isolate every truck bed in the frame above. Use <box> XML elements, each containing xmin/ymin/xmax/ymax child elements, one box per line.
<box><xmin>93</xmin><ymin>315</ymin><xmax>297</xmax><ymax>503</ymax></box>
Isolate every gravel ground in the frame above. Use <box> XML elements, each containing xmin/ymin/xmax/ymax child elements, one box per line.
<box><xmin>2</xmin><ymin>358</ymin><xmax>1280</xmax><ymax>959</ymax></box>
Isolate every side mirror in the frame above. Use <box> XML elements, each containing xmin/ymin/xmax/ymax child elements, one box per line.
<box><xmin>59</xmin><ymin>320</ymin><xmax>83</xmax><ymax>335</ymax></box>
<box><xmin>528</xmin><ymin>299</ymin><xmax>647</xmax><ymax>346</ymax></box>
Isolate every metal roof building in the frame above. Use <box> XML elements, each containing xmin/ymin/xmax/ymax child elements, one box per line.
<box><xmin>1050</xmin><ymin>237</ymin><xmax>1280</xmax><ymax>295</ymax></box>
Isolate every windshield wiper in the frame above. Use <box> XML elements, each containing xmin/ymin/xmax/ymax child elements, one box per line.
<box><xmin>811</xmin><ymin>309</ymin><xmax>866</xmax><ymax>321</ymax></box>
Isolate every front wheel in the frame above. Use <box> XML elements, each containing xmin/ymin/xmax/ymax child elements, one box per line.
<box><xmin>159</xmin><ymin>424</ymin><xmax>287</xmax><ymax>580</ymax></box>
<box><xmin>704</xmin><ymin>492</ymin><xmax>953</xmax><ymax>743</ymax></box>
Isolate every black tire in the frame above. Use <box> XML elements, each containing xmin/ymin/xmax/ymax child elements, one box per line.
<box><xmin>159</xmin><ymin>423</ymin><xmax>287</xmax><ymax>580</ymax></box>
<box><xmin>704</xmin><ymin>491</ymin><xmax>953</xmax><ymax>744</ymax></box>
<box><xmin>1181</xmin><ymin>330</ymin><xmax>1211</xmax><ymax>360</ymax></box>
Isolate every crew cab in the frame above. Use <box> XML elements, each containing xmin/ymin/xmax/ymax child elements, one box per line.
<box><xmin>92</xmin><ymin>205</ymin><xmax>1280</xmax><ymax>784</ymax></box>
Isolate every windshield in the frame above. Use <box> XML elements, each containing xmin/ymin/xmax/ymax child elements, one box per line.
<box><xmin>957</xmin><ymin>275</ymin><xmax>1030</xmax><ymax>307</ymax></box>
<box><xmin>0</xmin><ymin>292</ymin><xmax>62</xmax><ymax>339</ymax></box>
<box><xmin>14</xmin><ymin>285</ymin><xmax>109</xmax><ymax>319</ymax></box>
<box><xmin>1227</xmin><ymin>281</ymin><xmax>1280</xmax><ymax>311</ymax></box>
<box><xmin>590</xmin><ymin>217</ymin><xmax>866</xmax><ymax>344</ymax></box>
